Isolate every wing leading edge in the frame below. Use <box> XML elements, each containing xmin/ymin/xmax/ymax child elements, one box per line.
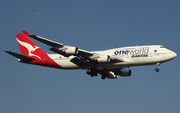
<box><xmin>22</xmin><ymin>30</ymin><xmax>64</xmax><ymax>47</ymax></box>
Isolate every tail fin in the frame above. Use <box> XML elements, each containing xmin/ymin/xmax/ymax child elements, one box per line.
<box><xmin>5</xmin><ymin>33</ymin><xmax>62</xmax><ymax>69</ymax></box>
<box><xmin>16</xmin><ymin>34</ymin><xmax>46</xmax><ymax>60</ymax></box>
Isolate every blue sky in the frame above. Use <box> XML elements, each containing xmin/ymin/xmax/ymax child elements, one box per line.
<box><xmin>1</xmin><ymin>0</ymin><xmax>180</xmax><ymax>113</ymax></box>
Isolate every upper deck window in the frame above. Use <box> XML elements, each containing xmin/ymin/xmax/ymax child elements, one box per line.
<box><xmin>160</xmin><ymin>45</ymin><xmax>165</xmax><ymax>48</ymax></box>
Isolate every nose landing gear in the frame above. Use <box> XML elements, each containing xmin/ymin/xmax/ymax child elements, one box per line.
<box><xmin>155</xmin><ymin>63</ymin><xmax>160</xmax><ymax>72</ymax></box>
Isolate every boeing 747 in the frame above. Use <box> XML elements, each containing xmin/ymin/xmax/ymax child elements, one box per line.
<box><xmin>5</xmin><ymin>31</ymin><xmax>177</xmax><ymax>80</ymax></box>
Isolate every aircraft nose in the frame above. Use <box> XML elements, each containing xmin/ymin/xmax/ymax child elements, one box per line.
<box><xmin>169</xmin><ymin>51</ymin><xmax>177</xmax><ymax>60</ymax></box>
<box><xmin>172</xmin><ymin>52</ymin><xmax>177</xmax><ymax>58</ymax></box>
<box><xmin>164</xmin><ymin>50</ymin><xmax>177</xmax><ymax>61</ymax></box>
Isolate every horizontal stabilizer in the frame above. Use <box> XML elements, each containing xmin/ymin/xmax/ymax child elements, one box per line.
<box><xmin>4</xmin><ymin>50</ymin><xmax>36</xmax><ymax>61</ymax></box>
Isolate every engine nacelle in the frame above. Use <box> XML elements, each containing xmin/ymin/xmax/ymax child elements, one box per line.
<box><xmin>95</xmin><ymin>55</ymin><xmax>110</xmax><ymax>63</ymax></box>
<box><xmin>58</xmin><ymin>46</ymin><xmax>79</xmax><ymax>55</ymax></box>
<box><xmin>106</xmin><ymin>71</ymin><xmax>118</xmax><ymax>79</ymax></box>
<box><xmin>114</xmin><ymin>69</ymin><xmax>131</xmax><ymax>77</ymax></box>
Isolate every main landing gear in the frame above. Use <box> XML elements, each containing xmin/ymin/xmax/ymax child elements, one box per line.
<box><xmin>86</xmin><ymin>67</ymin><xmax>107</xmax><ymax>80</ymax></box>
<box><xmin>155</xmin><ymin>63</ymin><xmax>160</xmax><ymax>72</ymax></box>
<box><xmin>86</xmin><ymin>67</ymin><xmax>98</xmax><ymax>77</ymax></box>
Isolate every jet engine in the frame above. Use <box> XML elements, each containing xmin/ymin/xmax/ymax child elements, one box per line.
<box><xmin>61</xmin><ymin>46</ymin><xmax>79</xmax><ymax>55</ymax></box>
<box><xmin>114</xmin><ymin>69</ymin><xmax>131</xmax><ymax>77</ymax></box>
<box><xmin>94</xmin><ymin>55</ymin><xmax>110</xmax><ymax>63</ymax></box>
<box><xmin>106</xmin><ymin>71</ymin><xmax>118</xmax><ymax>79</ymax></box>
<box><xmin>50</xmin><ymin>46</ymin><xmax>79</xmax><ymax>56</ymax></box>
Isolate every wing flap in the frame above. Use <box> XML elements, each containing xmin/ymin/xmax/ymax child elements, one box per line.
<box><xmin>70</xmin><ymin>56</ymin><xmax>91</xmax><ymax>68</ymax></box>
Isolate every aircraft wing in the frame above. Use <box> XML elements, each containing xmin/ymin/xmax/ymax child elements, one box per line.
<box><xmin>21</xmin><ymin>30</ymin><xmax>124</xmax><ymax>68</ymax></box>
<box><xmin>22</xmin><ymin>30</ymin><xmax>93</xmax><ymax>57</ymax></box>
<box><xmin>22</xmin><ymin>30</ymin><xmax>64</xmax><ymax>47</ymax></box>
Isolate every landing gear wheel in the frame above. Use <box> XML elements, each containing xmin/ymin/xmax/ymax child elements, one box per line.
<box><xmin>155</xmin><ymin>68</ymin><xmax>159</xmax><ymax>72</ymax></box>
<box><xmin>101</xmin><ymin>76</ymin><xmax>106</xmax><ymax>80</ymax></box>
<box><xmin>90</xmin><ymin>74</ymin><xmax>94</xmax><ymax>77</ymax></box>
<box><xmin>86</xmin><ymin>70</ymin><xmax>91</xmax><ymax>75</ymax></box>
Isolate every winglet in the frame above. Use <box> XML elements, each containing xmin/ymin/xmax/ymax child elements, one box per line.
<box><xmin>22</xmin><ymin>30</ymin><xmax>31</xmax><ymax>35</ymax></box>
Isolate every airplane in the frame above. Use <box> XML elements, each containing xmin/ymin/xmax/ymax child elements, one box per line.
<box><xmin>5</xmin><ymin>30</ymin><xmax>177</xmax><ymax>80</ymax></box>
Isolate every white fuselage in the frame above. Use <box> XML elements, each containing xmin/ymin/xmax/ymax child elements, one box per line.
<box><xmin>48</xmin><ymin>45</ymin><xmax>177</xmax><ymax>70</ymax></box>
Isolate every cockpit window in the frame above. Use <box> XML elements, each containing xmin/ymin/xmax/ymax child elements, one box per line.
<box><xmin>160</xmin><ymin>46</ymin><xmax>165</xmax><ymax>48</ymax></box>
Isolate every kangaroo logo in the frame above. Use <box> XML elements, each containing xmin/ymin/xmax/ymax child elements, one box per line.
<box><xmin>16</xmin><ymin>38</ymin><xmax>41</xmax><ymax>59</ymax></box>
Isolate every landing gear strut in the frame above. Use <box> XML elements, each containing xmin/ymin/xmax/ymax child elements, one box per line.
<box><xmin>155</xmin><ymin>63</ymin><xmax>160</xmax><ymax>72</ymax></box>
